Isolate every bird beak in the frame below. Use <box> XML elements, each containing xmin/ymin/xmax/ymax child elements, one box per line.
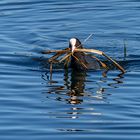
<box><xmin>71</xmin><ymin>45</ymin><xmax>76</xmax><ymax>53</ymax></box>
<box><xmin>69</xmin><ymin>38</ymin><xmax>77</xmax><ymax>54</ymax></box>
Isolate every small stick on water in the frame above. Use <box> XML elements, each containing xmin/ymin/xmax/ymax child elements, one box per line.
<box><xmin>75</xmin><ymin>48</ymin><xmax>125</xmax><ymax>73</ymax></box>
<box><xmin>64</xmin><ymin>56</ymin><xmax>71</xmax><ymax>68</ymax></box>
<box><xmin>42</xmin><ymin>49</ymin><xmax>69</xmax><ymax>54</ymax></box>
<box><xmin>102</xmin><ymin>53</ymin><xmax>126</xmax><ymax>73</ymax></box>
<box><xmin>83</xmin><ymin>33</ymin><xmax>94</xmax><ymax>43</ymax></box>
<box><xmin>123</xmin><ymin>39</ymin><xmax>127</xmax><ymax>60</ymax></box>
<box><xmin>75</xmin><ymin>48</ymin><xmax>103</xmax><ymax>55</ymax></box>
<box><xmin>59</xmin><ymin>53</ymin><xmax>72</xmax><ymax>63</ymax></box>
<box><xmin>48</xmin><ymin>52</ymin><xmax>65</xmax><ymax>62</ymax></box>
<box><xmin>50</xmin><ymin>62</ymin><xmax>53</xmax><ymax>80</ymax></box>
<box><xmin>91</xmin><ymin>56</ymin><xmax>108</xmax><ymax>69</ymax></box>
<box><xmin>76</xmin><ymin>34</ymin><xmax>94</xmax><ymax>49</ymax></box>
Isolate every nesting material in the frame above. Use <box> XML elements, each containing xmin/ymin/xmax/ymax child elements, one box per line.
<box><xmin>42</xmin><ymin>46</ymin><xmax>126</xmax><ymax>74</ymax></box>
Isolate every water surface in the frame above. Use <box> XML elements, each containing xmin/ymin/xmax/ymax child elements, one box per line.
<box><xmin>0</xmin><ymin>0</ymin><xmax>140</xmax><ymax>140</ymax></box>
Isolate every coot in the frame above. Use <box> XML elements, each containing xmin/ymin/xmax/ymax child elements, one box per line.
<box><xmin>69</xmin><ymin>38</ymin><xmax>100</xmax><ymax>71</ymax></box>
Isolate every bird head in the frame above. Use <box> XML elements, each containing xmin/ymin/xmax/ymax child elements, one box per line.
<box><xmin>69</xmin><ymin>38</ymin><xmax>83</xmax><ymax>53</ymax></box>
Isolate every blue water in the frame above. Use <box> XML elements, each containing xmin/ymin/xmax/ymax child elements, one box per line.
<box><xmin>0</xmin><ymin>0</ymin><xmax>140</xmax><ymax>140</ymax></box>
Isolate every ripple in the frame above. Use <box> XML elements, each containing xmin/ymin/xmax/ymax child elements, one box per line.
<box><xmin>0</xmin><ymin>0</ymin><xmax>140</xmax><ymax>140</ymax></box>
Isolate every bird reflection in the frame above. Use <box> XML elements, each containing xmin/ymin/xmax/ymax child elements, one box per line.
<box><xmin>43</xmin><ymin>68</ymin><xmax>125</xmax><ymax>106</ymax></box>
<box><xmin>108</xmin><ymin>73</ymin><xmax>124</xmax><ymax>88</ymax></box>
<box><xmin>42</xmin><ymin>69</ymin><xmax>125</xmax><ymax>121</ymax></box>
<box><xmin>65</xmin><ymin>69</ymin><xmax>86</xmax><ymax>104</ymax></box>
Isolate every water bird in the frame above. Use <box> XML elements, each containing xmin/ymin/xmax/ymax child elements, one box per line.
<box><xmin>42</xmin><ymin>37</ymin><xmax>126</xmax><ymax>75</ymax></box>
<box><xmin>69</xmin><ymin>37</ymin><xmax>100</xmax><ymax>70</ymax></box>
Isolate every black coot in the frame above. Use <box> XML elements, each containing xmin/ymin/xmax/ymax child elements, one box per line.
<box><xmin>69</xmin><ymin>38</ymin><xmax>100</xmax><ymax>71</ymax></box>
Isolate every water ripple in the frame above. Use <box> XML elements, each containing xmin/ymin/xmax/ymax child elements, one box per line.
<box><xmin>0</xmin><ymin>0</ymin><xmax>140</xmax><ymax>140</ymax></box>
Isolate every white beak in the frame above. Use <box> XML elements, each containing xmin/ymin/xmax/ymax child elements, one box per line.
<box><xmin>71</xmin><ymin>45</ymin><xmax>76</xmax><ymax>52</ymax></box>
<box><xmin>70</xmin><ymin>38</ymin><xmax>77</xmax><ymax>52</ymax></box>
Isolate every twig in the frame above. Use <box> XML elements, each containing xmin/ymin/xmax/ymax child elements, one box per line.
<box><xmin>50</xmin><ymin>62</ymin><xmax>53</xmax><ymax>80</ymax></box>
<box><xmin>72</xmin><ymin>54</ymin><xmax>88</xmax><ymax>69</ymax></box>
<box><xmin>64</xmin><ymin>55</ymin><xmax>71</xmax><ymax>68</ymax></box>
<box><xmin>75</xmin><ymin>34</ymin><xmax>94</xmax><ymax>49</ymax></box>
<box><xmin>83</xmin><ymin>33</ymin><xmax>94</xmax><ymax>43</ymax></box>
<box><xmin>75</xmin><ymin>48</ymin><xmax>103</xmax><ymax>55</ymax></box>
<box><xmin>58</xmin><ymin>53</ymin><xmax>72</xmax><ymax>63</ymax></box>
<box><xmin>123</xmin><ymin>39</ymin><xmax>127</xmax><ymax>60</ymax></box>
<box><xmin>102</xmin><ymin>53</ymin><xmax>126</xmax><ymax>73</ymax></box>
<box><xmin>42</xmin><ymin>48</ymin><xmax>70</xmax><ymax>54</ymax></box>
<box><xmin>91</xmin><ymin>56</ymin><xmax>108</xmax><ymax>69</ymax></box>
<box><xmin>75</xmin><ymin>48</ymin><xmax>125</xmax><ymax>73</ymax></box>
